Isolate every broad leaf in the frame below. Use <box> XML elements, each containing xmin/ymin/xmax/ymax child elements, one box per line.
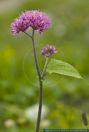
<box><xmin>47</xmin><ymin>59</ymin><xmax>82</xmax><ymax>79</ymax></box>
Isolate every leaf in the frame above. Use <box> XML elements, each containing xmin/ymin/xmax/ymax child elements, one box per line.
<box><xmin>47</xmin><ymin>59</ymin><xmax>82</xmax><ymax>79</ymax></box>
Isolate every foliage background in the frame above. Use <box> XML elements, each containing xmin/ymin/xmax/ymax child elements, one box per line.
<box><xmin>0</xmin><ymin>0</ymin><xmax>89</xmax><ymax>131</ymax></box>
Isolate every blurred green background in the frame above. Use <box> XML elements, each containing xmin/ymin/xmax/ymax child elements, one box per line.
<box><xmin>0</xmin><ymin>0</ymin><xmax>89</xmax><ymax>131</ymax></box>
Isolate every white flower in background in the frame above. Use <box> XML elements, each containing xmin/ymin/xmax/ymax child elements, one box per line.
<box><xmin>4</xmin><ymin>119</ymin><xmax>16</xmax><ymax>128</ymax></box>
<box><xmin>25</xmin><ymin>104</ymin><xmax>48</xmax><ymax>122</ymax></box>
<box><xmin>0</xmin><ymin>0</ymin><xmax>25</xmax><ymax>14</ymax></box>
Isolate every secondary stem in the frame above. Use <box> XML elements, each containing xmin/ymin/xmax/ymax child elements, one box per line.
<box><xmin>31</xmin><ymin>30</ymin><xmax>43</xmax><ymax>132</ymax></box>
<box><xmin>41</xmin><ymin>57</ymin><xmax>49</xmax><ymax>80</ymax></box>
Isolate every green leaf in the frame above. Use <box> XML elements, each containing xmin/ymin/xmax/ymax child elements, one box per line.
<box><xmin>47</xmin><ymin>59</ymin><xmax>82</xmax><ymax>79</ymax></box>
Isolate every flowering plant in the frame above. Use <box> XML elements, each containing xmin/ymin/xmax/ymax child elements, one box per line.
<box><xmin>11</xmin><ymin>10</ymin><xmax>82</xmax><ymax>132</ymax></box>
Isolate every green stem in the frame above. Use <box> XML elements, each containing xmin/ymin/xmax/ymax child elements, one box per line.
<box><xmin>31</xmin><ymin>30</ymin><xmax>41</xmax><ymax>79</ymax></box>
<box><xmin>31</xmin><ymin>30</ymin><xmax>43</xmax><ymax>132</ymax></box>
<box><xmin>24</xmin><ymin>30</ymin><xmax>43</xmax><ymax>132</ymax></box>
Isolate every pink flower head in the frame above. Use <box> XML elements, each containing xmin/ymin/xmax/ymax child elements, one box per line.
<box><xmin>11</xmin><ymin>17</ymin><xmax>30</xmax><ymax>34</ymax></box>
<box><xmin>11</xmin><ymin>10</ymin><xmax>51</xmax><ymax>34</ymax></box>
<box><xmin>41</xmin><ymin>45</ymin><xmax>57</xmax><ymax>57</ymax></box>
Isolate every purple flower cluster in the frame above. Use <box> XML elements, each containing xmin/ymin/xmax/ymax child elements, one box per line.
<box><xmin>41</xmin><ymin>45</ymin><xmax>57</xmax><ymax>57</ymax></box>
<box><xmin>11</xmin><ymin>10</ymin><xmax>51</xmax><ymax>34</ymax></box>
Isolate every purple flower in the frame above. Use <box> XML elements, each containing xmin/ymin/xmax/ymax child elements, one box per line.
<box><xmin>10</xmin><ymin>18</ymin><xmax>30</xmax><ymax>34</ymax></box>
<box><xmin>11</xmin><ymin>10</ymin><xmax>51</xmax><ymax>34</ymax></box>
<box><xmin>41</xmin><ymin>45</ymin><xmax>57</xmax><ymax>57</ymax></box>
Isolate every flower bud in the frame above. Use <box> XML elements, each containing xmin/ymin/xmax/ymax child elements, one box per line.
<box><xmin>41</xmin><ymin>45</ymin><xmax>57</xmax><ymax>57</ymax></box>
